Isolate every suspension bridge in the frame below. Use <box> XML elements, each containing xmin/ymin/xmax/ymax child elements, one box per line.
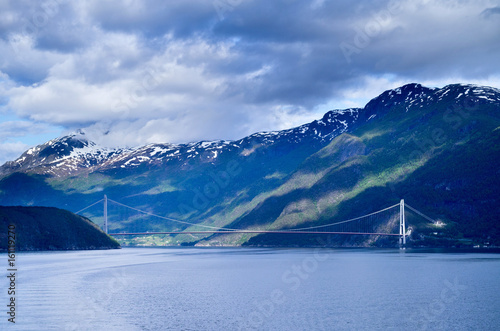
<box><xmin>75</xmin><ymin>195</ymin><xmax>440</xmax><ymax>246</ymax></box>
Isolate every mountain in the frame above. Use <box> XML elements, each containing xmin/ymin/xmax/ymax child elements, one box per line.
<box><xmin>0</xmin><ymin>108</ymin><xmax>362</xmax><ymax>178</ymax></box>
<box><xmin>1</xmin><ymin>83</ymin><xmax>499</xmax><ymax>247</ymax></box>
<box><xmin>0</xmin><ymin>206</ymin><xmax>120</xmax><ymax>251</ymax></box>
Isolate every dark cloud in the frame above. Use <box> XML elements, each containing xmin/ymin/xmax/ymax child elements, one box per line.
<box><xmin>481</xmin><ymin>6</ymin><xmax>500</xmax><ymax>17</ymax></box>
<box><xmin>0</xmin><ymin>0</ymin><xmax>499</xmax><ymax>157</ymax></box>
<box><xmin>86</xmin><ymin>0</ymin><xmax>217</xmax><ymax>38</ymax></box>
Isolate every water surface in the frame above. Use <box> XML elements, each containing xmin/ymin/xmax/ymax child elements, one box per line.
<box><xmin>1</xmin><ymin>247</ymin><xmax>499</xmax><ymax>330</ymax></box>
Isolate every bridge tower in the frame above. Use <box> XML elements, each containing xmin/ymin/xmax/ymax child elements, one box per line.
<box><xmin>104</xmin><ymin>194</ymin><xmax>108</xmax><ymax>234</ymax></box>
<box><xmin>399</xmin><ymin>199</ymin><xmax>406</xmax><ymax>246</ymax></box>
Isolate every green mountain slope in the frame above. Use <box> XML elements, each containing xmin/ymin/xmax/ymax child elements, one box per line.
<box><xmin>196</xmin><ymin>84</ymin><xmax>500</xmax><ymax>247</ymax></box>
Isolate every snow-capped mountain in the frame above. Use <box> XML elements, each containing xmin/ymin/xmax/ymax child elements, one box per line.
<box><xmin>0</xmin><ymin>108</ymin><xmax>362</xmax><ymax>177</ymax></box>
<box><xmin>365</xmin><ymin>83</ymin><xmax>500</xmax><ymax>113</ymax></box>
<box><xmin>1</xmin><ymin>83</ymin><xmax>499</xmax><ymax>180</ymax></box>
<box><xmin>0</xmin><ymin>131</ymin><xmax>129</xmax><ymax>177</ymax></box>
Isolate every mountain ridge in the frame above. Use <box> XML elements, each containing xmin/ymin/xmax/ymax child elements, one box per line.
<box><xmin>1</xmin><ymin>82</ymin><xmax>499</xmax><ymax>247</ymax></box>
<box><xmin>0</xmin><ymin>107</ymin><xmax>363</xmax><ymax>177</ymax></box>
<box><xmin>3</xmin><ymin>83</ymin><xmax>499</xmax><ymax>179</ymax></box>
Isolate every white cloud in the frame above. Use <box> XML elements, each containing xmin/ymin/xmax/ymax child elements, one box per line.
<box><xmin>0</xmin><ymin>120</ymin><xmax>54</xmax><ymax>140</ymax></box>
<box><xmin>0</xmin><ymin>0</ymin><xmax>499</xmax><ymax>154</ymax></box>
<box><xmin>0</xmin><ymin>141</ymin><xmax>28</xmax><ymax>165</ymax></box>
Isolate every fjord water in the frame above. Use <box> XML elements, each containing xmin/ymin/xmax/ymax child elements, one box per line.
<box><xmin>2</xmin><ymin>248</ymin><xmax>500</xmax><ymax>330</ymax></box>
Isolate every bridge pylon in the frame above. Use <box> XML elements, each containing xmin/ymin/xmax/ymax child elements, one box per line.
<box><xmin>104</xmin><ymin>194</ymin><xmax>108</xmax><ymax>234</ymax></box>
<box><xmin>399</xmin><ymin>199</ymin><xmax>406</xmax><ymax>247</ymax></box>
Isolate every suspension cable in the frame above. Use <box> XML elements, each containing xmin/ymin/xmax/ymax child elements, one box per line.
<box><xmin>405</xmin><ymin>204</ymin><xmax>436</xmax><ymax>223</ymax></box>
<box><xmin>107</xmin><ymin>198</ymin><xmax>240</xmax><ymax>231</ymax></box>
<box><xmin>75</xmin><ymin>199</ymin><xmax>104</xmax><ymax>214</ymax></box>
<box><xmin>289</xmin><ymin>203</ymin><xmax>400</xmax><ymax>231</ymax></box>
<box><xmin>76</xmin><ymin>197</ymin><xmax>435</xmax><ymax>234</ymax></box>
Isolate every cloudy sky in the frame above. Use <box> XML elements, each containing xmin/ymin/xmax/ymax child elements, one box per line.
<box><xmin>1</xmin><ymin>0</ymin><xmax>499</xmax><ymax>164</ymax></box>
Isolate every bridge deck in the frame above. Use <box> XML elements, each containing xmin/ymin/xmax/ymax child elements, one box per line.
<box><xmin>109</xmin><ymin>231</ymin><xmax>400</xmax><ymax>236</ymax></box>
